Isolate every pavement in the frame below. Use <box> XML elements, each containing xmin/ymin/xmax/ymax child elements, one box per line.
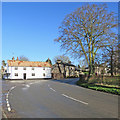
<box><xmin>1</xmin><ymin>78</ymin><xmax>119</xmax><ymax>118</ymax></box>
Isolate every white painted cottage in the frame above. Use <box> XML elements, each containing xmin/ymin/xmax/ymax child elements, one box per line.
<box><xmin>5</xmin><ymin>57</ymin><xmax>52</xmax><ymax>80</ymax></box>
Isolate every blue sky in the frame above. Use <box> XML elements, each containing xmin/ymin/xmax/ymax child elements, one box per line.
<box><xmin>2</xmin><ymin>2</ymin><xmax>118</xmax><ymax>65</ymax></box>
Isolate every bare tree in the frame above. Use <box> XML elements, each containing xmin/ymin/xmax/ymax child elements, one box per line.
<box><xmin>19</xmin><ymin>55</ymin><xmax>29</xmax><ymax>61</ymax></box>
<box><xmin>53</xmin><ymin>55</ymin><xmax>70</xmax><ymax>63</ymax></box>
<box><xmin>55</xmin><ymin>4</ymin><xmax>117</xmax><ymax>76</ymax></box>
<box><xmin>1</xmin><ymin>60</ymin><xmax>6</xmax><ymax>79</ymax></box>
<box><xmin>2</xmin><ymin>60</ymin><xmax>6</xmax><ymax>66</ymax></box>
<box><xmin>102</xmin><ymin>43</ymin><xmax>119</xmax><ymax>76</ymax></box>
<box><xmin>79</xmin><ymin>59</ymin><xmax>88</xmax><ymax>69</ymax></box>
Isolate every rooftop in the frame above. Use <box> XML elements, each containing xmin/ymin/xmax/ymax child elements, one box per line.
<box><xmin>7</xmin><ymin>59</ymin><xmax>51</xmax><ymax>67</ymax></box>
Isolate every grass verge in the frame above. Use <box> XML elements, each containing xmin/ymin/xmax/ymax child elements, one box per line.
<box><xmin>76</xmin><ymin>80</ymin><xmax>120</xmax><ymax>95</ymax></box>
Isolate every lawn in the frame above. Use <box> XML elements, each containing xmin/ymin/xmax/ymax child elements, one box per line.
<box><xmin>76</xmin><ymin>80</ymin><xmax>120</xmax><ymax>95</ymax></box>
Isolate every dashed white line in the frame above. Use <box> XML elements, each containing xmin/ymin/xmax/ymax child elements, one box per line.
<box><xmin>6</xmin><ymin>86</ymin><xmax>16</xmax><ymax>112</ymax></box>
<box><xmin>48</xmin><ymin>84</ymin><xmax>56</xmax><ymax>92</ymax></box>
<box><xmin>8</xmin><ymin>107</ymin><xmax>11</xmax><ymax>112</ymax></box>
<box><xmin>29</xmin><ymin>83</ymin><xmax>33</xmax><ymax>85</ymax></box>
<box><xmin>50</xmin><ymin>87</ymin><xmax>56</xmax><ymax>92</ymax></box>
<box><xmin>48</xmin><ymin>85</ymin><xmax>88</xmax><ymax>105</ymax></box>
<box><xmin>10</xmin><ymin>86</ymin><xmax>15</xmax><ymax>90</ymax></box>
<box><xmin>6</xmin><ymin>94</ymin><xmax>8</xmax><ymax>99</ymax></box>
<box><xmin>7</xmin><ymin>104</ymin><xmax>10</xmax><ymax>107</ymax></box>
<box><xmin>25</xmin><ymin>84</ymin><xmax>30</xmax><ymax>87</ymax></box>
<box><xmin>62</xmin><ymin>94</ymin><xmax>88</xmax><ymax>105</ymax></box>
<box><xmin>6</xmin><ymin>101</ymin><xmax>9</xmax><ymax>104</ymax></box>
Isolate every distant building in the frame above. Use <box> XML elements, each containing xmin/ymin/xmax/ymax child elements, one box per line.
<box><xmin>94</xmin><ymin>62</ymin><xmax>110</xmax><ymax>75</ymax></box>
<box><xmin>52</xmin><ymin>60</ymin><xmax>80</xmax><ymax>79</ymax></box>
<box><xmin>4</xmin><ymin>57</ymin><xmax>52</xmax><ymax>80</ymax></box>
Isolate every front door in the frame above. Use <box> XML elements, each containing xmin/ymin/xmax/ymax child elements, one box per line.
<box><xmin>23</xmin><ymin>73</ymin><xmax>26</xmax><ymax>80</ymax></box>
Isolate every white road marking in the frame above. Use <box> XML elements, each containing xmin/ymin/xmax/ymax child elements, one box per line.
<box><xmin>7</xmin><ymin>104</ymin><xmax>10</xmax><ymax>107</ymax></box>
<box><xmin>26</xmin><ymin>84</ymin><xmax>30</xmax><ymax>87</ymax></box>
<box><xmin>6</xmin><ymin>94</ymin><xmax>8</xmax><ymax>99</ymax></box>
<box><xmin>62</xmin><ymin>94</ymin><xmax>88</xmax><ymax>105</ymax></box>
<box><xmin>6</xmin><ymin>101</ymin><xmax>9</xmax><ymax>104</ymax></box>
<box><xmin>50</xmin><ymin>87</ymin><xmax>56</xmax><ymax>92</ymax></box>
<box><xmin>5</xmin><ymin>81</ymin><xmax>46</xmax><ymax>112</ymax></box>
<box><xmin>11</xmin><ymin>86</ymin><xmax>15</xmax><ymax>90</ymax></box>
<box><xmin>48</xmin><ymin>84</ymin><xmax>56</xmax><ymax>92</ymax></box>
<box><xmin>29</xmin><ymin>83</ymin><xmax>33</xmax><ymax>85</ymax></box>
<box><xmin>6</xmin><ymin>86</ymin><xmax>16</xmax><ymax>112</ymax></box>
<box><xmin>8</xmin><ymin>107</ymin><xmax>11</xmax><ymax>112</ymax></box>
<box><xmin>10</xmin><ymin>81</ymin><xmax>23</xmax><ymax>83</ymax></box>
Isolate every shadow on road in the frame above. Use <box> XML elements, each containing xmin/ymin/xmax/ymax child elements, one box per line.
<box><xmin>51</xmin><ymin>78</ymin><xmax>79</xmax><ymax>86</ymax></box>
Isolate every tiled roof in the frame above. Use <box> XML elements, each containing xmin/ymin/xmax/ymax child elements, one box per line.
<box><xmin>7</xmin><ymin>60</ymin><xmax>52</xmax><ymax>67</ymax></box>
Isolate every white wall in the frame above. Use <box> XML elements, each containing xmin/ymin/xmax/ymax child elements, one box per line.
<box><xmin>7</xmin><ymin>66</ymin><xmax>51</xmax><ymax>79</ymax></box>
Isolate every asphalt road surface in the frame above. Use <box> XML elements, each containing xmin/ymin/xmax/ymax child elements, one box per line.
<box><xmin>7</xmin><ymin>79</ymin><xmax>118</xmax><ymax>118</ymax></box>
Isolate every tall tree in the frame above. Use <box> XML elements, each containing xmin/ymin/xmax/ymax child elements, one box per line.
<box><xmin>19</xmin><ymin>55</ymin><xmax>29</xmax><ymax>61</ymax></box>
<box><xmin>55</xmin><ymin>4</ymin><xmax>117</xmax><ymax>76</ymax></box>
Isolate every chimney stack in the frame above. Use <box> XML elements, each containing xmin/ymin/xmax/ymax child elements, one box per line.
<box><xmin>17</xmin><ymin>57</ymin><xmax>19</xmax><ymax>61</ymax></box>
<box><xmin>12</xmin><ymin>57</ymin><xmax>14</xmax><ymax>60</ymax></box>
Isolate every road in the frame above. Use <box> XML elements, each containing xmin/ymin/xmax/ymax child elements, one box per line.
<box><xmin>6</xmin><ymin>79</ymin><xmax>118</xmax><ymax>118</ymax></box>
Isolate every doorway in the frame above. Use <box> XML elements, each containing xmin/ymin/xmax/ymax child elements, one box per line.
<box><xmin>23</xmin><ymin>73</ymin><xmax>26</xmax><ymax>80</ymax></box>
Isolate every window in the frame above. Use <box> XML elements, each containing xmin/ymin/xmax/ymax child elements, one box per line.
<box><xmin>15</xmin><ymin>73</ymin><xmax>18</xmax><ymax>76</ymax></box>
<box><xmin>23</xmin><ymin>67</ymin><xmax>26</xmax><ymax>70</ymax></box>
<box><xmin>43</xmin><ymin>67</ymin><xmax>45</xmax><ymax>70</ymax></box>
<box><xmin>32</xmin><ymin>73</ymin><xmax>35</xmax><ymax>76</ymax></box>
<box><xmin>43</xmin><ymin>73</ymin><xmax>45</xmax><ymax>76</ymax></box>
<box><xmin>32</xmin><ymin>67</ymin><xmax>34</xmax><ymax>70</ymax></box>
<box><xmin>15</xmin><ymin>67</ymin><xmax>18</xmax><ymax>70</ymax></box>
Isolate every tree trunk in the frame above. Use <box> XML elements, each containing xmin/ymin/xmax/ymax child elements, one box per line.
<box><xmin>110</xmin><ymin>48</ymin><xmax>113</xmax><ymax>76</ymax></box>
<box><xmin>63</xmin><ymin>64</ymin><xmax>66</xmax><ymax>78</ymax></box>
<box><xmin>57</xmin><ymin>63</ymin><xmax>62</xmax><ymax>74</ymax></box>
<box><xmin>110</xmin><ymin>55</ymin><xmax>113</xmax><ymax>76</ymax></box>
